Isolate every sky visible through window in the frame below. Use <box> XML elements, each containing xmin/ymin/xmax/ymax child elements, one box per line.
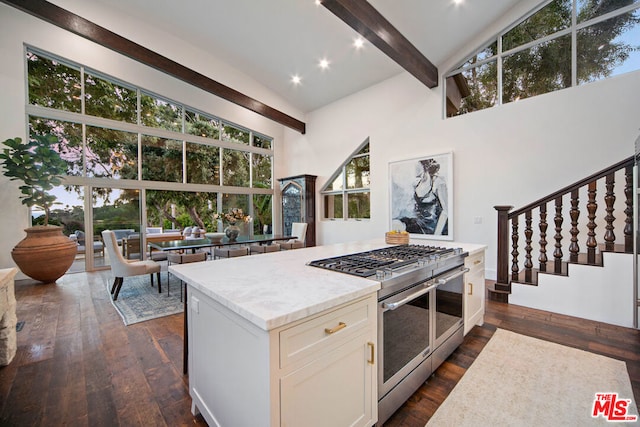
<box><xmin>613</xmin><ymin>22</ymin><xmax>640</xmax><ymax>75</ymax></box>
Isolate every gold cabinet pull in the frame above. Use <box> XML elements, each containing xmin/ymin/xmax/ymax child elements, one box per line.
<box><xmin>367</xmin><ymin>342</ymin><xmax>375</xmax><ymax>365</ymax></box>
<box><xmin>324</xmin><ymin>322</ymin><xmax>346</xmax><ymax>334</ymax></box>
<box><xmin>474</xmin><ymin>259</ymin><xmax>482</xmax><ymax>265</ymax></box>
<box><xmin>468</xmin><ymin>282</ymin><xmax>473</xmax><ymax>295</ymax></box>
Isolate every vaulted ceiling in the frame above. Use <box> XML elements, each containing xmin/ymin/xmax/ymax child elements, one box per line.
<box><xmin>43</xmin><ymin>0</ymin><xmax>528</xmax><ymax>115</ymax></box>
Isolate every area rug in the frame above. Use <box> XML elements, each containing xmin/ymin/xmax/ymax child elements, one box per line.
<box><xmin>426</xmin><ymin>329</ymin><xmax>639</xmax><ymax>426</ymax></box>
<box><xmin>106</xmin><ymin>274</ymin><xmax>184</xmax><ymax>325</ymax></box>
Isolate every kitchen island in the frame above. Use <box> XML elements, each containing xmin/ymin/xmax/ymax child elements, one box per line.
<box><xmin>169</xmin><ymin>239</ymin><xmax>485</xmax><ymax>427</ymax></box>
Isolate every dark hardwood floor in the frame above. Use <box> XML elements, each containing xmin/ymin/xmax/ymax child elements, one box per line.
<box><xmin>1</xmin><ymin>272</ymin><xmax>639</xmax><ymax>426</ymax></box>
<box><xmin>385</xmin><ymin>297</ymin><xmax>640</xmax><ymax>426</ymax></box>
<box><xmin>0</xmin><ymin>271</ymin><xmax>207</xmax><ymax>427</ymax></box>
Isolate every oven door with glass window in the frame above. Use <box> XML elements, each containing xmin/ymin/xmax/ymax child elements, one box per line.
<box><xmin>433</xmin><ymin>267</ymin><xmax>466</xmax><ymax>349</ymax></box>
<box><xmin>378</xmin><ymin>279</ymin><xmax>435</xmax><ymax>399</ymax></box>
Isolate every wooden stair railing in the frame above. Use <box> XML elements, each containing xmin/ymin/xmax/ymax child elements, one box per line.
<box><xmin>493</xmin><ymin>156</ymin><xmax>634</xmax><ymax>301</ymax></box>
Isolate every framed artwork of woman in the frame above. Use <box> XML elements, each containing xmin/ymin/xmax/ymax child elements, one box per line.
<box><xmin>389</xmin><ymin>152</ymin><xmax>453</xmax><ymax>240</ymax></box>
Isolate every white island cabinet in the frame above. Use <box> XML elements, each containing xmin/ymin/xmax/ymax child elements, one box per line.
<box><xmin>463</xmin><ymin>249</ymin><xmax>486</xmax><ymax>334</ymax></box>
<box><xmin>188</xmin><ymin>286</ymin><xmax>377</xmax><ymax>427</ymax></box>
<box><xmin>171</xmin><ymin>239</ymin><xmax>486</xmax><ymax>426</ymax></box>
<box><xmin>171</xmin><ymin>241</ymin><xmax>385</xmax><ymax>427</ymax></box>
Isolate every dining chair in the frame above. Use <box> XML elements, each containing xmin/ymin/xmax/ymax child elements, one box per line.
<box><xmin>249</xmin><ymin>243</ymin><xmax>280</xmax><ymax>254</ymax></box>
<box><xmin>167</xmin><ymin>252</ymin><xmax>207</xmax><ymax>301</ymax></box>
<box><xmin>102</xmin><ymin>230</ymin><xmax>162</xmax><ymax>301</ymax></box>
<box><xmin>213</xmin><ymin>247</ymin><xmax>249</xmax><ymax>259</ymax></box>
<box><xmin>280</xmin><ymin>222</ymin><xmax>308</xmax><ymax>250</ymax></box>
<box><xmin>123</xmin><ymin>234</ymin><xmax>141</xmax><ymax>259</ymax></box>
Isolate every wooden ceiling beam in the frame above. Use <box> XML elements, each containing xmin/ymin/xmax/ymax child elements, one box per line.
<box><xmin>1</xmin><ymin>0</ymin><xmax>306</xmax><ymax>134</ymax></box>
<box><xmin>321</xmin><ymin>0</ymin><xmax>438</xmax><ymax>88</ymax></box>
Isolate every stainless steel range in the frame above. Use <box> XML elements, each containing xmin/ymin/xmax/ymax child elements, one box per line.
<box><xmin>309</xmin><ymin>244</ymin><xmax>469</xmax><ymax>425</ymax></box>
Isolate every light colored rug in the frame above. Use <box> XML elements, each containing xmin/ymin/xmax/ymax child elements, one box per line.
<box><xmin>426</xmin><ymin>329</ymin><xmax>639</xmax><ymax>426</ymax></box>
<box><xmin>106</xmin><ymin>274</ymin><xmax>184</xmax><ymax>325</ymax></box>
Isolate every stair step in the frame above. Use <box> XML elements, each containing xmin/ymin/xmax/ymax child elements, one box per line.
<box><xmin>486</xmin><ymin>282</ymin><xmax>509</xmax><ymax>303</ymax></box>
<box><xmin>598</xmin><ymin>243</ymin><xmax>629</xmax><ymax>254</ymax></box>
<box><xmin>512</xmin><ymin>262</ymin><xmax>568</xmax><ymax>286</ymax></box>
<box><xmin>511</xmin><ymin>248</ymin><xmax>628</xmax><ymax>286</ymax></box>
<box><xmin>570</xmin><ymin>252</ymin><xmax>603</xmax><ymax>267</ymax></box>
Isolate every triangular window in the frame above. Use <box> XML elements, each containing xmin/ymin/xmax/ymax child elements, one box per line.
<box><xmin>321</xmin><ymin>138</ymin><xmax>370</xmax><ymax>220</ymax></box>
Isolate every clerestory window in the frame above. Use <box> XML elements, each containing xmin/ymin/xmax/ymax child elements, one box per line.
<box><xmin>445</xmin><ymin>0</ymin><xmax>640</xmax><ymax>117</ymax></box>
<box><xmin>321</xmin><ymin>139</ymin><xmax>370</xmax><ymax>220</ymax></box>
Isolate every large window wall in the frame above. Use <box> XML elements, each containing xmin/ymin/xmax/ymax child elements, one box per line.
<box><xmin>26</xmin><ymin>47</ymin><xmax>275</xmax><ymax>270</ymax></box>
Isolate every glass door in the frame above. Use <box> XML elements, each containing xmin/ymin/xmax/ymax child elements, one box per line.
<box><xmin>47</xmin><ymin>185</ymin><xmax>85</xmax><ymax>273</ymax></box>
<box><xmin>93</xmin><ymin>187</ymin><xmax>141</xmax><ymax>269</ymax></box>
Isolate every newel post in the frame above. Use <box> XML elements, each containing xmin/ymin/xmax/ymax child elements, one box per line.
<box><xmin>495</xmin><ymin>205</ymin><xmax>513</xmax><ymax>293</ymax></box>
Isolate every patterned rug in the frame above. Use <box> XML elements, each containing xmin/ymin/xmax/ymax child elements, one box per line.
<box><xmin>426</xmin><ymin>329</ymin><xmax>639</xmax><ymax>426</ymax></box>
<box><xmin>106</xmin><ymin>274</ymin><xmax>184</xmax><ymax>325</ymax></box>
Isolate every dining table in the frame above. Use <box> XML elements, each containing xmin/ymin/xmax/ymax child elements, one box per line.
<box><xmin>147</xmin><ymin>234</ymin><xmax>297</xmax><ymax>254</ymax></box>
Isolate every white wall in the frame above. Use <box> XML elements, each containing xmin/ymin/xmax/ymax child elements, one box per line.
<box><xmin>510</xmin><ymin>253</ymin><xmax>634</xmax><ymax>327</ymax></box>
<box><xmin>0</xmin><ymin>4</ymin><xmax>301</xmax><ymax>274</ymax></box>
<box><xmin>281</xmin><ymin>57</ymin><xmax>640</xmax><ymax>281</ymax></box>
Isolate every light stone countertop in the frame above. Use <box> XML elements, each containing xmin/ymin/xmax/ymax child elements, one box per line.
<box><xmin>169</xmin><ymin>238</ymin><xmax>486</xmax><ymax>331</ymax></box>
<box><xmin>0</xmin><ymin>268</ymin><xmax>18</xmax><ymax>289</ymax></box>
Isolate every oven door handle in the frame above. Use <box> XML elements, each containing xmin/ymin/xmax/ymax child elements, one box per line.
<box><xmin>382</xmin><ymin>283</ymin><xmax>437</xmax><ymax>311</ymax></box>
<box><xmin>435</xmin><ymin>268</ymin><xmax>469</xmax><ymax>286</ymax></box>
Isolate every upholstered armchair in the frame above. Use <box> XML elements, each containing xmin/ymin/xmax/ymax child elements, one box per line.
<box><xmin>102</xmin><ymin>230</ymin><xmax>161</xmax><ymax>301</ymax></box>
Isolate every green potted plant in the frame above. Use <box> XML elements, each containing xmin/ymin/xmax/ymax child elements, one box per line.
<box><xmin>0</xmin><ymin>134</ymin><xmax>78</xmax><ymax>283</ymax></box>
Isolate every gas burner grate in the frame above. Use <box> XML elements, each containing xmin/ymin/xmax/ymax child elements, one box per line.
<box><xmin>308</xmin><ymin>245</ymin><xmax>455</xmax><ymax>277</ymax></box>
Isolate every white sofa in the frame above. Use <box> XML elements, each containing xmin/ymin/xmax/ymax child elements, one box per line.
<box><xmin>182</xmin><ymin>226</ymin><xmax>206</xmax><ymax>240</ymax></box>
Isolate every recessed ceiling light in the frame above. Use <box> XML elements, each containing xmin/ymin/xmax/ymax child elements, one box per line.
<box><xmin>453</xmin><ymin>0</ymin><xmax>464</xmax><ymax>4</ymax></box>
<box><xmin>291</xmin><ymin>75</ymin><xmax>302</xmax><ymax>85</ymax></box>
<box><xmin>315</xmin><ymin>0</ymin><xmax>321</xmax><ymax>5</ymax></box>
<box><xmin>353</xmin><ymin>37</ymin><xmax>365</xmax><ymax>49</ymax></box>
<box><xmin>319</xmin><ymin>58</ymin><xmax>330</xmax><ymax>69</ymax></box>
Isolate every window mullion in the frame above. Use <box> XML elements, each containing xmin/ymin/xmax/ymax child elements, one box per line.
<box><xmin>182</xmin><ymin>108</ymin><xmax>187</xmax><ymax>184</ymax></box>
<box><xmin>80</xmin><ymin>66</ymin><xmax>87</xmax><ymax>177</ymax></box>
<box><xmin>571</xmin><ymin>0</ymin><xmax>577</xmax><ymax>87</ymax></box>
<box><xmin>497</xmin><ymin>35</ymin><xmax>503</xmax><ymax>106</ymax></box>
<box><xmin>342</xmin><ymin>166</ymin><xmax>348</xmax><ymax>219</ymax></box>
<box><xmin>137</xmin><ymin>88</ymin><xmax>142</xmax><ymax>181</ymax></box>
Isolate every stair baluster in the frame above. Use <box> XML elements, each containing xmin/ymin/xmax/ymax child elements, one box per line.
<box><xmin>604</xmin><ymin>173</ymin><xmax>616</xmax><ymax>251</ymax></box>
<box><xmin>524</xmin><ymin>211</ymin><xmax>533</xmax><ymax>282</ymax></box>
<box><xmin>553</xmin><ymin>197</ymin><xmax>563</xmax><ymax>274</ymax></box>
<box><xmin>586</xmin><ymin>181</ymin><xmax>598</xmax><ymax>264</ymax></box>
<box><xmin>624</xmin><ymin>165</ymin><xmax>633</xmax><ymax>252</ymax></box>
<box><xmin>511</xmin><ymin>216</ymin><xmax>519</xmax><ymax>281</ymax></box>
<box><xmin>539</xmin><ymin>203</ymin><xmax>548</xmax><ymax>272</ymax></box>
<box><xmin>569</xmin><ymin>190</ymin><xmax>579</xmax><ymax>262</ymax></box>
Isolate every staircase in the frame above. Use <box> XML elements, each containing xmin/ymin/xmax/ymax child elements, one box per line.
<box><xmin>489</xmin><ymin>156</ymin><xmax>634</xmax><ymax>306</ymax></box>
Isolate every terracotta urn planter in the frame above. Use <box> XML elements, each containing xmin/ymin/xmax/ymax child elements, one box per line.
<box><xmin>11</xmin><ymin>226</ymin><xmax>77</xmax><ymax>283</ymax></box>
